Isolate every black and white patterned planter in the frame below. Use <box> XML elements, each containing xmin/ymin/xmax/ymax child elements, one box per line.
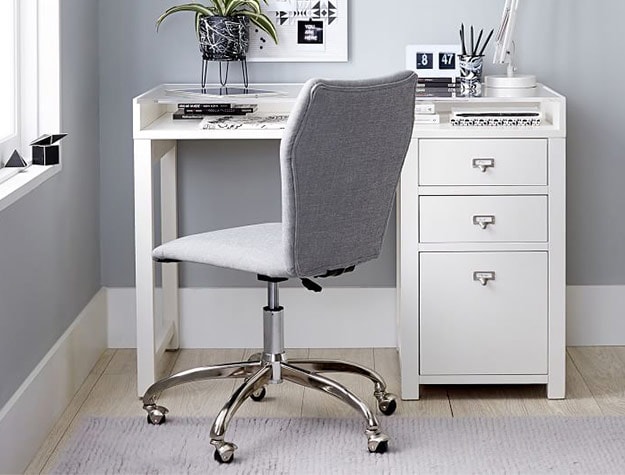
<box><xmin>198</xmin><ymin>15</ymin><xmax>249</xmax><ymax>61</ymax></box>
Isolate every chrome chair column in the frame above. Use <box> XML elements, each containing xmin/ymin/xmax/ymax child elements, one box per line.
<box><xmin>263</xmin><ymin>280</ymin><xmax>286</xmax><ymax>383</ymax></box>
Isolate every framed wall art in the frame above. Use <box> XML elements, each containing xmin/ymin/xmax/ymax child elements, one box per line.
<box><xmin>247</xmin><ymin>0</ymin><xmax>348</xmax><ymax>62</ymax></box>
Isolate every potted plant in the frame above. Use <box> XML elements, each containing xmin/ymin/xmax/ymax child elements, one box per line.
<box><xmin>157</xmin><ymin>1</ymin><xmax>278</xmax><ymax>62</ymax></box>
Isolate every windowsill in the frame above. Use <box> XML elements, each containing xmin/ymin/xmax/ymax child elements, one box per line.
<box><xmin>0</xmin><ymin>164</ymin><xmax>61</xmax><ymax>213</ymax></box>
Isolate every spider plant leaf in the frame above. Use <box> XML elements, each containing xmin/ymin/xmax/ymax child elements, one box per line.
<box><xmin>194</xmin><ymin>11</ymin><xmax>202</xmax><ymax>37</ymax></box>
<box><xmin>240</xmin><ymin>11</ymin><xmax>278</xmax><ymax>44</ymax></box>
<box><xmin>213</xmin><ymin>0</ymin><xmax>227</xmax><ymax>15</ymax></box>
<box><xmin>226</xmin><ymin>0</ymin><xmax>261</xmax><ymax>16</ymax></box>
<box><xmin>245</xmin><ymin>0</ymin><xmax>263</xmax><ymax>14</ymax></box>
<box><xmin>156</xmin><ymin>3</ymin><xmax>213</xmax><ymax>31</ymax></box>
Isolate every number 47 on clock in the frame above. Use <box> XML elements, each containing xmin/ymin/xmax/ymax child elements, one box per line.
<box><xmin>439</xmin><ymin>52</ymin><xmax>456</xmax><ymax>70</ymax></box>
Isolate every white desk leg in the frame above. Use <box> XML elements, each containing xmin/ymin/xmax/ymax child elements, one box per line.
<box><xmin>134</xmin><ymin>139</ymin><xmax>157</xmax><ymax>397</ymax></box>
<box><xmin>398</xmin><ymin>139</ymin><xmax>420</xmax><ymax>400</ymax></box>
<box><xmin>548</xmin><ymin>138</ymin><xmax>566</xmax><ymax>399</ymax></box>
<box><xmin>161</xmin><ymin>144</ymin><xmax>179</xmax><ymax>350</ymax></box>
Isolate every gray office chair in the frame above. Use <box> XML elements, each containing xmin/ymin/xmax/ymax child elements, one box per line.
<box><xmin>142</xmin><ymin>71</ymin><xmax>417</xmax><ymax>463</ymax></box>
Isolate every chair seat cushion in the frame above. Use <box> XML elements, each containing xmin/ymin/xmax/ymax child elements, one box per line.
<box><xmin>152</xmin><ymin>222</ymin><xmax>294</xmax><ymax>278</ymax></box>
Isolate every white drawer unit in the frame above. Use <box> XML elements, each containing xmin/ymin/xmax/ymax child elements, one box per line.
<box><xmin>419</xmin><ymin>195</ymin><xmax>548</xmax><ymax>243</ymax></box>
<box><xmin>419</xmin><ymin>252</ymin><xmax>548</xmax><ymax>376</ymax></box>
<box><xmin>419</xmin><ymin>139</ymin><xmax>548</xmax><ymax>186</ymax></box>
<box><xmin>397</xmin><ymin>84</ymin><xmax>566</xmax><ymax>401</ymax></box>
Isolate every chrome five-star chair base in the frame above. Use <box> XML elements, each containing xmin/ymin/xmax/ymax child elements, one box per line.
<box><xmin>141</xmin><ymin>279</ymin><xmax>398</xmax><ymax>464</ymax></box>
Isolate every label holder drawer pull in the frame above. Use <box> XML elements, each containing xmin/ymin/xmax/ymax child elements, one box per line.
<box><xmin>473</xmin><ymin>215</ymin><xmax>496</xmax><ymax>229</ymax></box>
<box><xmin>473</xmin><ymin>271</ymin><xmax>496</xmax><ymax>286</ymax></box>
<box><xmin>472</xmin><ymin>158</ymin><xmax>495</xmax><ymax>172</ymax></box>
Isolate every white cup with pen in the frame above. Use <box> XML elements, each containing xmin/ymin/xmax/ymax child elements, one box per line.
<box><xmin>459</xmin><ymin>24</ymin><xmax>494</xmax><ymax>94</ymax></box>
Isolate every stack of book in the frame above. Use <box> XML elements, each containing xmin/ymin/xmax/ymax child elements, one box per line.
<box><xmin>417</xmin><ymin>76</ymin><xmax>457</xmax><ymax>90</ymax></box>
<box><xmin>173</xmin><ymin>103</ymin><xmax>258</xmax><ymax>120</ymax></box>
<box><xmin>415</xmin><ymin>76</ymin><xmax>459</xmax><ymax>99</ymax></box>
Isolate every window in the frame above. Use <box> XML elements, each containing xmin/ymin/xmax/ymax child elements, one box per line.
<box><xmin>0</xmin><ymin>0</ymin><xmax>18</xmax><ymax>158</ymax></box>
<box><xmin>0</xmin><ymin>0</ymin><xmax>60</xmax><ymax>188</ymax></box>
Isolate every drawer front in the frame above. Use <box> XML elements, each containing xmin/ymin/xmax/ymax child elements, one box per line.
<box><xmin>419</xmin><ymin>139</ymin><xmax>548</xmax><ymax>186</ymax></box>
<box><xmin>420</xmin><ymin>195</ymin><xmax>548</xmax><ymax>243</ymax></box>
<box><xmin>420</xmin><ymin>252</ymin><xmax>548</xmax><ymax>375</ymax></box>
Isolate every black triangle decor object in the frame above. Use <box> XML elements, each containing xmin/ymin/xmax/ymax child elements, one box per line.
<box><xmin>5</xmin><ymin>150</ymin><xmax>27</xmax><ymax>168</ymax></box>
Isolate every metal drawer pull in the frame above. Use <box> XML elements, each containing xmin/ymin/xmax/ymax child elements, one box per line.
<box><xmin>473</xmin><ymin>271</ymin><xmax>496</xmax><ymax>286</ymax></box>
<box><xmin>472</xmin><ymin>158</ymin><xmax>495</xmax><ymax>172</ymax></box>
<box><xmin>473</xmin><ymin>215</ymin><xmax>496</xmax><ymax>229</ymax></box>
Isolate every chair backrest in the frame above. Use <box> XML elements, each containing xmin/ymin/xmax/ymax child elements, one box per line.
<box><xmin>280</xmin><ymin>71</ymin><xmax>417</xmax><ymax>277</ymax></box>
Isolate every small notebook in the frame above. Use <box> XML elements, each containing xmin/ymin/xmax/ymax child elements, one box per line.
<box><xmin>199</xmin><ymin>114</ymin><xmax>289</xmax><ymax>130</ymax></box>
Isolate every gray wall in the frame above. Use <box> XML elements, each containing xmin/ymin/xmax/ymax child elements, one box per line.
<box><xmin>99</xmin><ymin>0</ymin><xmax>625</xmax><ymax>287</ymax></box>
<box><xmin>0</xmin><ymin>0</ymin><xmax>100</xmax><ymax>408</ymax></box>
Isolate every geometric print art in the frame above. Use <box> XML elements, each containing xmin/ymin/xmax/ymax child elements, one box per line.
<box><xmin>247</xmin><ymin>0</ymin><xmax>347</xmax><ymax>61</ymax></box>
<box><xmin>273</xmin><ymin>0</ymin><xmax>338</xmax><ymax>25</ymax></box>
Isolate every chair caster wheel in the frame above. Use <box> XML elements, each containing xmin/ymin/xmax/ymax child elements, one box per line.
<box><xmin>250</xmin><ymin>386</ymin><xmax>267</xmax><ymax>402</ymax></box>
<box><xmin>377</xmin><ymin>393</ymin><xmax>397</xmax><ymax>415</ymax></box>
<box><xmin>213</xmin><ymin>442</ymin><xmax>237</xmax><ymax>464</ymax></box>
<box><xmin>145</xmin><ymin>405</ymin><xmax>168</xmax><ymax>425</ymax></box>
<box><xmin>367</xmin><ymin>432</ymin><xmax>390</xmax><ymax>454</ymax></box>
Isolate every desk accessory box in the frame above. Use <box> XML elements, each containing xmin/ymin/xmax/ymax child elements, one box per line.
<box><xmin>30</xmin><ymin>134</ymin><xmax>67</xmax><ymax>165</ymax></box>
<box><xmin>450</xmin><ymin>108</ymin><xmax>542</xmax><ymax>127</ymax></box>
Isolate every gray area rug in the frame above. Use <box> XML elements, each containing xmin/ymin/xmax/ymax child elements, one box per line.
<box><xmin>52</xmin><ymin>416</ymin><xmax>625</xmax><ymax>474</ymax></box>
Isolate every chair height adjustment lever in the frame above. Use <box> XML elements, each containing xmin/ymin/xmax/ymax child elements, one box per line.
<box><xmin>301</xmin><ymin>278</ymin><xmax>323</xmax><ymax>293</ymax></box>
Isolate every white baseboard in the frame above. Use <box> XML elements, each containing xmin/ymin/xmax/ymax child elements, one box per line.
<box><xmin>107</xmin><ymin>287</ymin><xmax>397</xmax><ymax>349</ymax></box>
<box><xmin>0</xmin><ymin>288</ymin><xmax>107</xmax><ymax>475</ymax></box>
<box><xmin>566</xmin><ymin>285</ymin><xmax>625</xmax><ymax>346</ymax></box>
<box><xmin>108</xmin><ymin>285</ymin><xmax>625</xmax><ymax>349</ymax></box>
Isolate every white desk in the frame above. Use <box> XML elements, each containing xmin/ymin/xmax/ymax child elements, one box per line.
<box><xmin>132</xmin><ymin>84</ymin><xmax>300</xmax><ymax>396</ymax></box>
<box><xmin>133</xmin><ymin>83</ymin><xmax>566</xmax><ymax>400</ymax></box>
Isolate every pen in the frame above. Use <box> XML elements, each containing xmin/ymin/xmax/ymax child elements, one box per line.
<box><xmin>470</xmin><ymin>25</ymin><xmax>474</xmax><ymax>56</ymax></box>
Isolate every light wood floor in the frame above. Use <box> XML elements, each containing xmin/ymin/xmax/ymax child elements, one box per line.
<box><xmin>25</xmin><ymin>346</ymin><xmax>625</xmax><ymax>473</ymax></box>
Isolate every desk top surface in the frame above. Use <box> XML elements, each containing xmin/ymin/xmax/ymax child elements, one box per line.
<box><xmin>135</xmin><ymin>83</ymin><xmax>304</xmax><ymax>105</ymax></box>
<box><xmin>135</xmin><ymin>82</ymin><xmax>564</xmax><ymax>105</ymax></box>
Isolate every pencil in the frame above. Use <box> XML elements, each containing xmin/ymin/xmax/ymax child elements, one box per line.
<box><xmin>474</xmin><ymin>29</ymin><xmax>483</xmax><ymax>56</ymax></box>
<box><xmin>478</xmin><ymin>28</ymin><xmax>495</xmax><ymax>56</ymax></box>
<box><xmin>460</xmin><ymin>23</ymin><xmax>466</xmax><ymax>55</ymax></box>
